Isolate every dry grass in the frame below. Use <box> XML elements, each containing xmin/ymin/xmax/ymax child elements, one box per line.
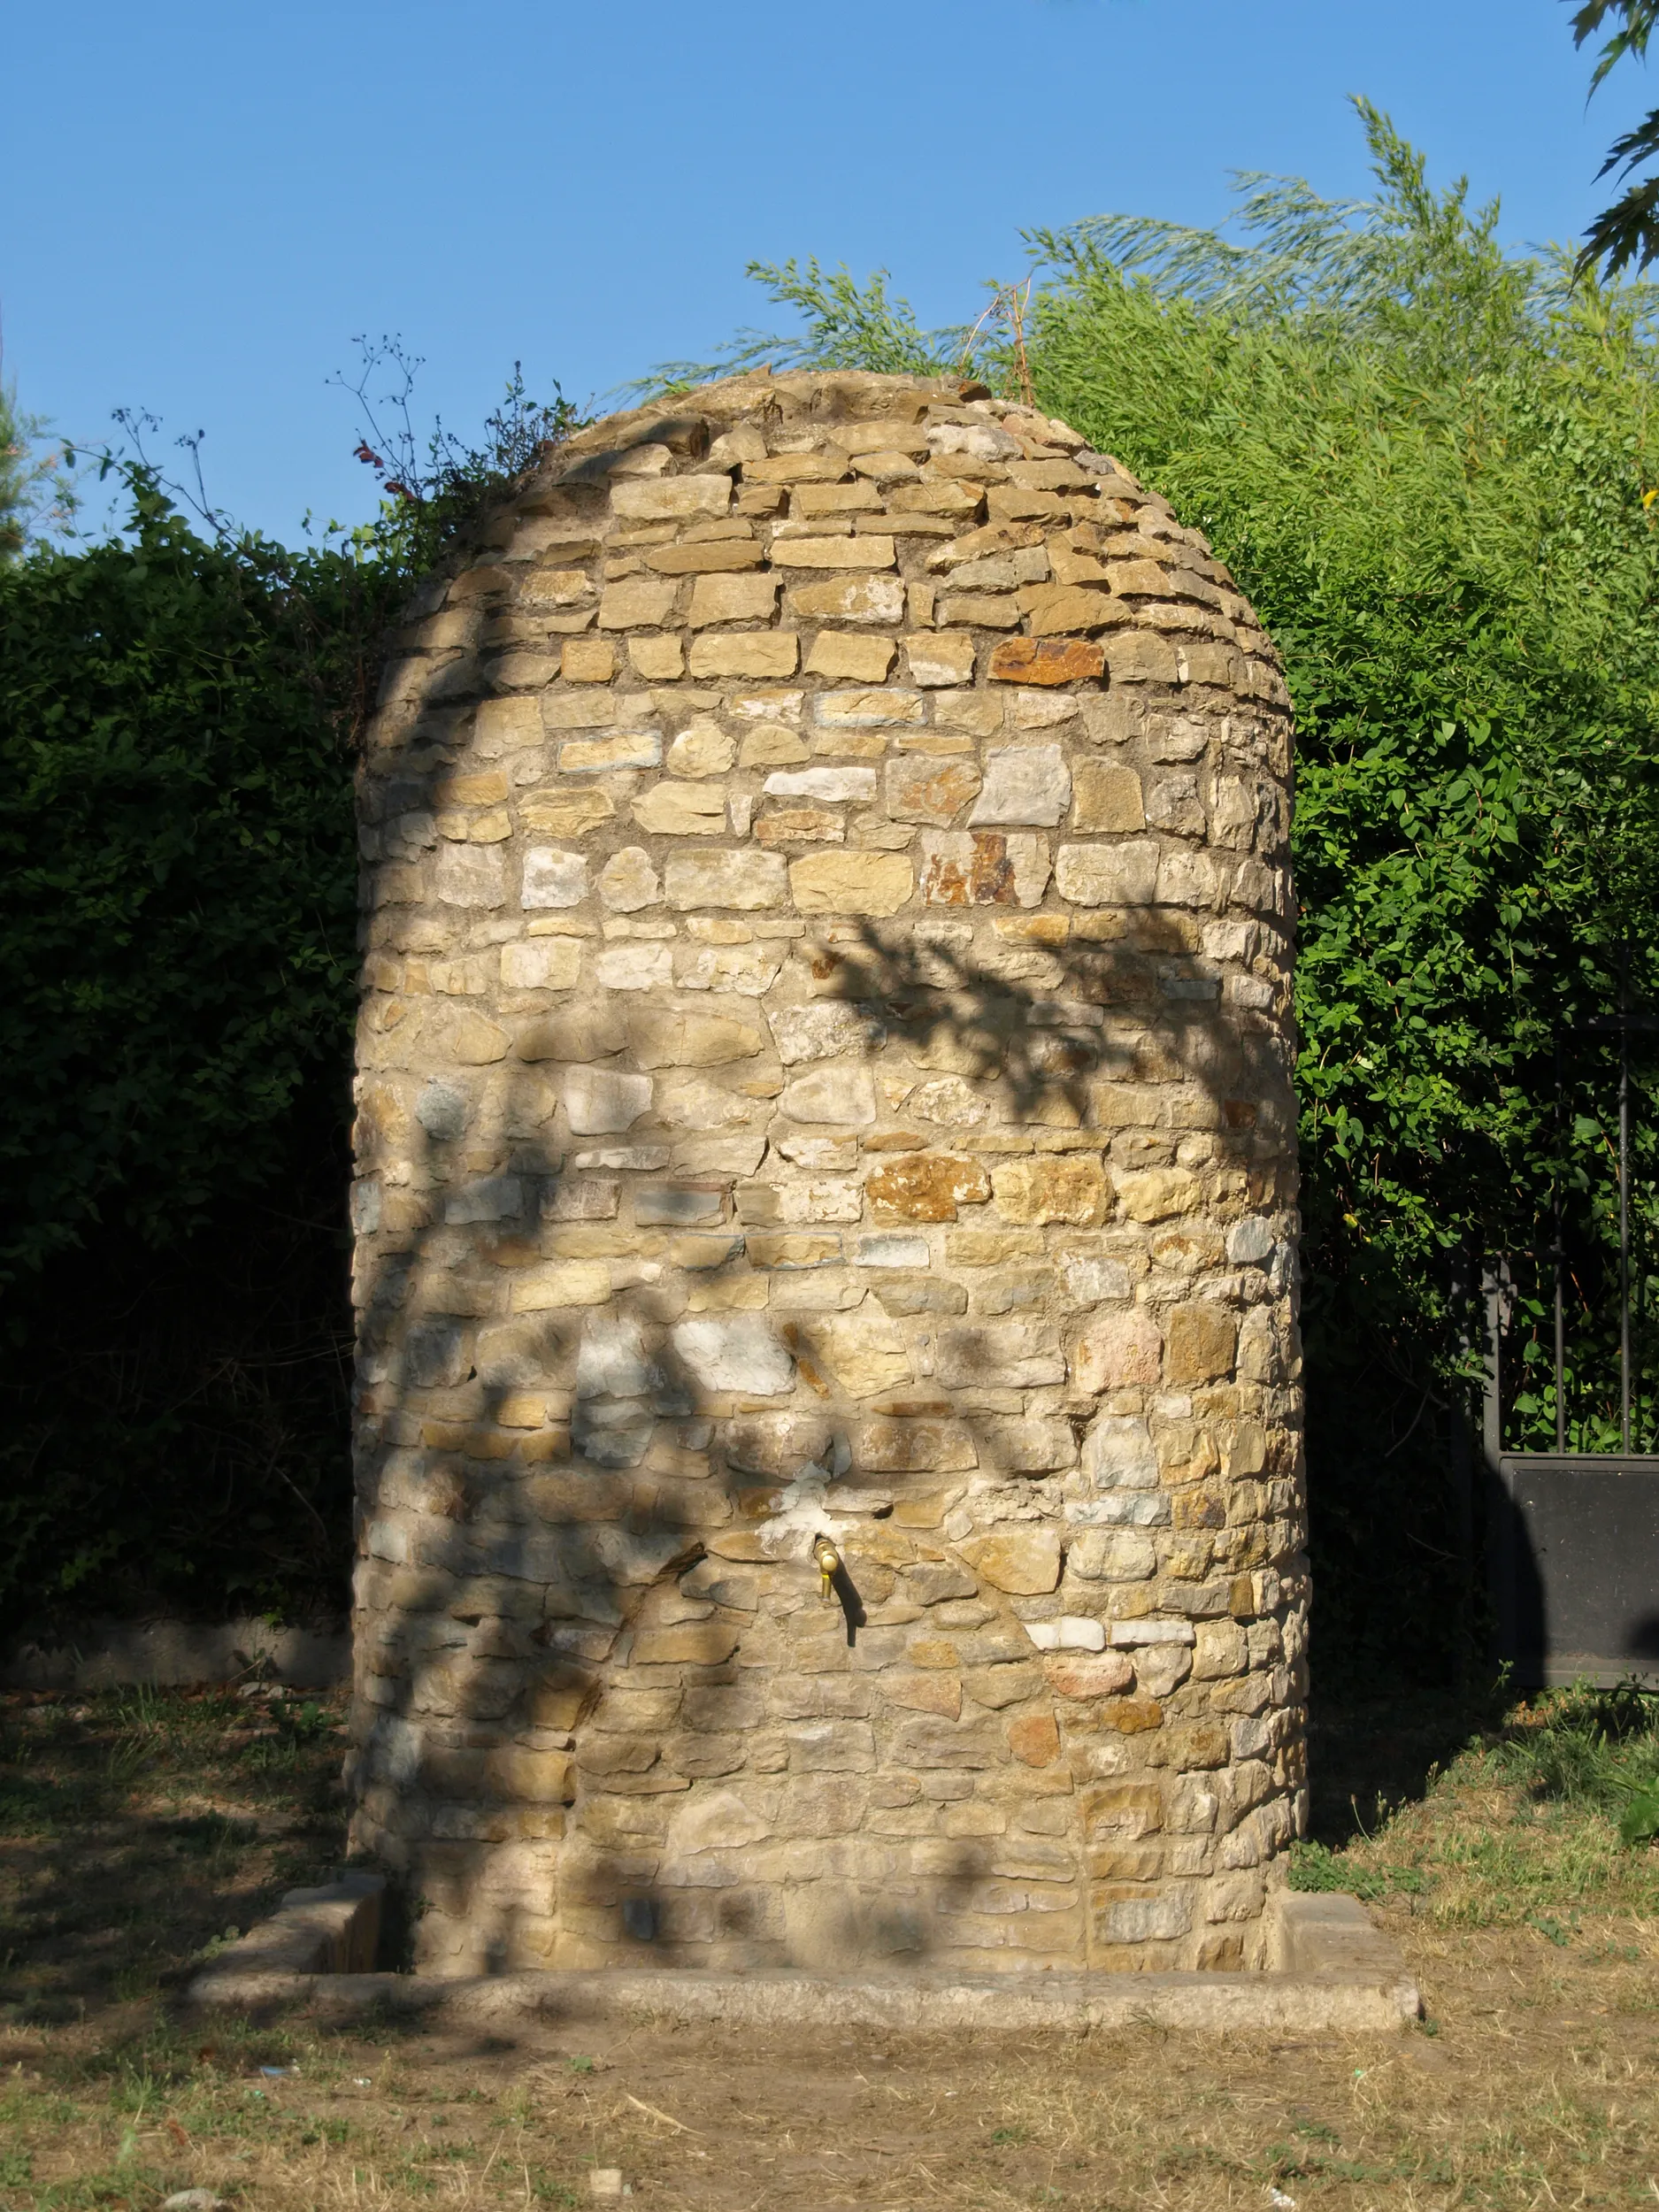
<box><xmin>6</xmin><ymin>1683</ymin><xmax>1659</xmax><ymax>2208</ymax></box>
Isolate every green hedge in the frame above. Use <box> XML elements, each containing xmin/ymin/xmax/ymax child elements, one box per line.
<box><xmin>0</xmin><ymin>478</ymin><xmax>388</xmax><ymax>1619</ymax></box>
<box><xmin>674</xmin><ymin>109</ymin><xmax>1659</xmax><ymax>1685</ymax></box>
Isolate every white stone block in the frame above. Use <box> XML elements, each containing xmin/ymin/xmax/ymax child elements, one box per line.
<box><xmin>670</xmin><ymin>1316</ymin><xmax>795</xmax><ymax>1397</ymax></box>
<box><xmin>564</xmin><ymin>1067</ymin><xmax>652</xmax><ymax>1134</ymax></box>
<box><xmin>969</xmin><ymin>744</ymin><xmax>1071</xmax><ymax>827</ymax></box>
<box><xmin>521</xmin><ymin>847</ymin><xmax>588</xmax><ymax>909</ymax></box>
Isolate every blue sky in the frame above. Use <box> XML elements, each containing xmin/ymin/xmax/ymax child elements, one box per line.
<box><xmin>3</xmin><ymin>0</ymin><xmax>1648</xmax><ymax>542</ymax></box>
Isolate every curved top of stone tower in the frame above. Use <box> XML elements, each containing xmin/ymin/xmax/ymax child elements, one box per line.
<box><xmin>351</xmin><ymin>369</ymin><xmax>1306</xmax><ymax>1981</ymax></box>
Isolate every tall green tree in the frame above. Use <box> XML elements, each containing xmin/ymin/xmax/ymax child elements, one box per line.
<box><xmin>693</xmin><ymin>106</ymin><xmax>1659</xmax><ymax>1678</ymax></box>
<box><xmin>0</xmin><ymin>373</ymin><xmax>78</xmax><ymax>561</ymax></box>
<box><xmin>1570</xmin><ymin>0</ymin><xmax>1659</xmax><ymax>276</ymax></box>
<box><xmin>0</xmin><ymin>380</ymin><xmax>42</xmax><ymax>562</ymax></box>
<box><xmin>0</xmin><ymin>473</ymin><xmax>385</xmax><ymax>1613</ymax></box>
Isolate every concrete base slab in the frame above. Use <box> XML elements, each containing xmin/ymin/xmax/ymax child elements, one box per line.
<box><xmin>189</xmin><ymin>1890</ymin><xmax>1418</xmax><ymax>2036</ymax></box>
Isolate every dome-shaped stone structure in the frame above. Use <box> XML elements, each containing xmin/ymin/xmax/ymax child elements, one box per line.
<box><xmin>348</xmin><ymin>371</ymin><xmax>1306</xmax><ymax>1976</ymax></box>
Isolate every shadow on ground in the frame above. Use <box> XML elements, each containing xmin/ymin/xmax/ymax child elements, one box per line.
<box><xmin>1305</xmin><ymin>1686</ymin><xmax>1492</xmax><ymax>1848</ymax></box>
<box><xmin>0</xmin><ymin>1686</ymin><xmax>348</xmax><ymax>2022</ymax></box>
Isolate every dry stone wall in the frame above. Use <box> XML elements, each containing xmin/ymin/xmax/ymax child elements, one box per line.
<box><xmin>348</xmin><ymin>371</ymin><xmax>1307</xmax><ymax>1977</ymax></box>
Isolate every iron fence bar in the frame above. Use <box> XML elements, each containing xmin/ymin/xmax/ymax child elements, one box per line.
<box><xmin>1555</xmin><ymin>1037</ymin><xmax>1567</xmax><ymax>1452</ymax></box>
<box><xmin>1622</xmin><ymin>954</ymin><xmax>1632</xmax><ymax>1452</ymax></box>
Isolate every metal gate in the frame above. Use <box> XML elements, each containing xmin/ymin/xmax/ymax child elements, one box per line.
<box><xmin>1486</xmin><ymin>991</ymin><xmax>1659</xmax><ymax>1686</ymax></box>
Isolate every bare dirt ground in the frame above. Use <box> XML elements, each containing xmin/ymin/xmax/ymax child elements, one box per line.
<box><xmin>5</xmin><ymin>1682</ymin><xmax>1659</xmax><ymax>2210</ymax></box>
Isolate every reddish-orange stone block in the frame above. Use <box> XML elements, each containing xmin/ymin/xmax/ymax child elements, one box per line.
<box><xmin>987</xmin><ymin>635</ymin><xmax>1107</xmax><ymax>686</ymax></box>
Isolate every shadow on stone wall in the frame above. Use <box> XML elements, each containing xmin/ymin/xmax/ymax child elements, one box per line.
<box><xmin>343</xmin><ymin>395</ymin><xmax>1302</xmax><ymax>1976</ymax></box>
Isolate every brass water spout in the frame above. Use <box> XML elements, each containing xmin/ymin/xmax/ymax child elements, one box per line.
<box><xmin>812</xmin><ymin>1536</ymin><xmax>841</xmax><ymax>1601</ymax></box>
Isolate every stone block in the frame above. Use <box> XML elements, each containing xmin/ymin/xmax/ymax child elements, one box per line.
<box><xmin>929</xmin><ymin>695</ymin><xmax>1009</xmax><ymax>739</ymax></box>
<box><xmin>786</xmin><ymin>1720</ymin><xmax>878</xmax><ymax>1771</ymax></box>
<box><xmin>1008</xmin><ymin>1712</ymin><xmax>1062</xmax><ymax>1767</ymax></box>
<box><xmin>687</xmin><ymin>572</ymin><xmax>780</xmax><ymax>627</ymax></box>
<box><xmin>793</xmin><ymin>1310</ymin><xmax>913</xmax><ymax>1397</ymax></box>
<box><xmin>992</xmin><ymin>1157</ymin><xmax>1109</xmax><ymax>1226</ymax></box>
<box><xmin>633</xmin><ymin>1013</ymin><xmax>770</xmax><ymax>1071</ymax></box>
<box><xmin>1072</xmin><ymin>1309</ymin><xmax>1161</xmax><ymax>1391</ymax></box>
<box><xmin>771</xmin><ymin>536</ymin><xmax>897</xmax><ymax>570</ymax></box>
<box><xmin>787</xmin><ymin>576</ymin><xmax>907</xmax><ymax>623</ymax></box>
<box><xmin>1082</xmin><ymin>1416</ymin><xmax>1159</xmax><ymax>1492</ymax></box>
<box><xmin>936</xmin><ymin>592</ymin><xmax>1023</xmax><ymax>629</ymax></box>
<box><xmin>521</xmin><ymin>847</ymin><xmax>588</xmax><ymax>908</ymax></box>
<box><xmin>755</xmin><ymin>807</ymin><xmax>843</xmax><ymax>847</ymax></box>
<box><xmin>855</xmin><ymin>1417</ymin><xmax>978</xmax><ymax>1471</ymax></box>
<box><xmin>936</xmin><ymin>1324</ymin><xmax>1065</xmax><ymax>1387</ymax></box>
<box><xmin>887</xmin><ymin>1675</ymin><xmax>963</xmax><ymax>1719</ymax></box>
<box><xmin>666</xmin><ymin>722</ymin><xmax>738</xmax><ymax>778</ymax></box>
<box><xmin>1071</xmin><ymin>760</ymin><xmax>1146</xmax><ymax>833</ymax></box>
<box><xmin>598</xmin><ymin>848</ymin><xmax>662</xmax><ymax>911</ymax></box>
<box><xmin>520</xmin><ymin>787</ymin><xmax>617</xmax><ymax>838</ymax></box>
<box><xmin>598</xmin><ymin>580</ymin><xmax>680</xmax><ymax>630</ymax></box>
<box><xmin>739</xmin><ymin>723</ymin><xmax>810</xmax><ymax>768</ymax></box>
<box><xmin>674</xmin><ymin>941</ymin><xmax>785</xmax><ymax>995</ymax></box>
<box><xmin>949</xmin><ymin>550</ymin><xmax>1048</xmax><ymax>592</ymax></box>
<box><xmin>557</xmin><ymin>728</ymin><xmax>659</xmax><ymax>768</ymax></box>
<box><xmin>770</xmin><ymin>1002</ymin><xmax>884</xmax><ymax>1064</ymax></box>
<box><xmin>633</xmin><ymin>1623</ymin><xmax>741</xmax><ymax>1667</ymax></box>
<box><xmin>918</xmin><ymin>831</ymin><xmax>1050</xmax><ymax>909</ymax></box>
<box><xmin>988</xmin><ymin>637</ymin><xmax>1105</xmax><ymax>686</ymax></box>
<box><xmin>970</xmin><ymin>744</ymin><xmax>1071</xmax><ymax>828</ymax></box>
<box><xmin>872</xmin><ymin>1275</ymin><xmax>967</xmax><ymax>1317</ymax></box>
<box><xmin>805</xmin><ymin>633</ymin><xmax>895</xmax><ymax>682</ymax></box>
<box><xmin>546</xmin><ymin>1173</ymin><xmax>621</xmax><ymax>1222</ymax></box>
<box><xmin>789</xmin><ymin>852</ymin><xmax>914</xmax><ymax>916</ymax></box>
<box><xmin>986</xmin><ymin>1419</ymin><xmax>1078</xmax><ymax>1472</ymax></box>
<box><xmin>436</xmin><ymin>843</ymin><xmax>506</xmax><ymax>907</ymax></box>
<box><xmin>1046</xmin><ymin>1652</ymin><xmax>1137</xmax><ymax>1701</ymax></box>
<box><xmin>905</xmin><ymin>633</ymin><xmax>977</xmax><ymax>687</ymax></box>
<box><xmin>1165</xmin><ymin>1303</ymin><xmax>1239</xmax><ymax>1385</ymax></box>
<box><xmin>813</xmin><ymin>689</ymin><xmax>926</xmax><ymax>733</ymax></box>
<box><xmin>1067</xmin><ymin>1529</ymin><xmax>1157</xmax><ymax>1583</ymax></box>
<box><xmin>1104</xmin><ymin>631</ymin><xmax>1179</xmax><ymax>684</ymax></box>
<box><xmin>629</xmin><ymin>634</ymin><xmax>685</xmax><ymax>680</ymax></box>
<box><xmin>665</xmin><ymin>849</ymin><xmax>788</xmax><ymax>910</ymax></box>
<box><xmin>687</xmin><ymin>634</ymin><xmax>801</xmax><ymax>679</ymax></box>
<box><xmin>595</xmin><ymin>941</ymin><xmax>673</xmax><ymax>990</ymax></box>
<box><xmin>510</xmin><ymin>1263</ymin><xmax>612</xmax><ymax>1311</ymax></box>
<box><xmin>484</xmin><ymin>1748</ymin><xmax>575</xmax><ymax>1803</ymax></box>
<box><xmin>964</xmin><ymin>1663</ymin><xmax>1048</xmax><ymax>1714</ymax></box>
<box><xmin>555</xmin><ymin>1066</ymin><xmax>656</xmax><ymax>1136</ymax></box>
<box><xmin>744</xmin><ymin>452</ymin><xmax>851</xmax><ymax>484</ymax></box>
<box><xmin>670</xmin><ymin>1316</ymin><xmax>794</xmax><ymax>1396</ymax></box>
<box><xmin>764</xmin><ymin>765</ymin><xmax>877</xmax><ymax>803</ymax></box>
<box><xmin>1023</xmin><ymin>584</ymin><xmax>1125</xmax><ymax>636</ymax></box>
<box><xmin>634</xmin><ymin>1184</ymin><xmax>726</xmax><ymax>1226</ymax></box>
<box><xmin>502</xmin><ymin>938</ymin><xmax>582</xmax><ymax>991</ymax></box>
<box><xmin>1115</xmin><ymin>1167</ymin><xmax>1201</xmax><ymax>1222</ymax></box>
<box><xmin>1053</xmin><ymin>841</ymin><xmax>1160</xmax><ymax>906</ymax></box>
<box><xmin>1097</xmin><ymin>1891</ymin><xmax>1191</xmax><ymax>1943</ymax></box>
<box><xmin>779</xmin><ymin>1064</ymin><xmax>876</xmax><ymax>1125</ymax></box>
<box><xmin>1010</xmin><ymin>688</ymin><xmax>1079</xmax><ymax>730</ymax></box>
<box><xmin>957</xmin><ymin>1528</ymin><xmax>1063</xmax><ymax>1594</ymax></box>
<box><xmin>474</xmin><ymin>695</ymin><xmax>541</xmax><ymax>753</ymax></box>
<box><xmin>890</xmin><ymin>1715</ymin><xmax>1000</xmax><ymax>1769</ymax></box>
<box><xmin>886</xmin><ymin>756</ymin><xmax>982</xmax><ymax>825</ymax></box>
<box><xmin>611</xmin><ymin>476</ymin><xmax>732</xmax><ymax>520</ymax></box>
<box><xmin>560</xmin><ymin>637</ymin><xmax>616</xmax><ymax>682</ymax></box>
<box><xmin>633</xmin><ymin>783</ymin><xmax>727</xmax><ymax>835</ymax></box>
<box><xmin>867</xmin><ymin>1154</ymin><xmax>991</xmax><ymax>1222</ymax></box>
